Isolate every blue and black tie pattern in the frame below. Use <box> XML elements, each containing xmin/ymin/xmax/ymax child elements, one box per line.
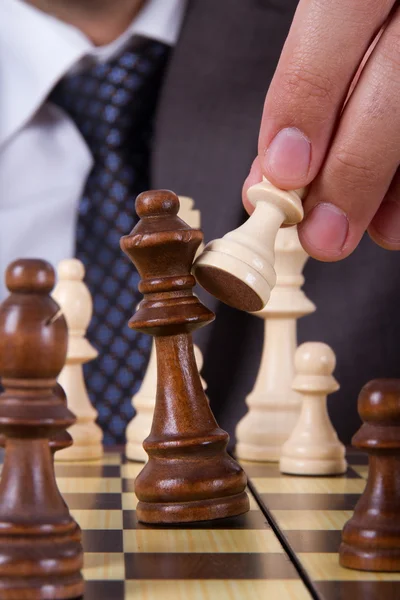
<box><xmin>50</xmin><ymin>37</ymin><xmax>171</xmax><ymax>444</ymax></box>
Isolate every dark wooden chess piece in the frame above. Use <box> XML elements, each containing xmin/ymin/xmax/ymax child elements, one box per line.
<box><xmin>121</xmin><ymin>190</ymin><xmax>249</xmax><ymax>524</ymax></box>
<box><xmin>50</xmin><ymin>384</ymin><xmax>74</xmax><ymax>454</ymax></box>
<box><xmin>339</xmin><ymin>379</ymin><xmax>400</xmax><ymax>571</ymax></box>
<box><xmin>0</xmin><ymin>384</ymin><xmax>72</xmax><ymax>454</ymax></box>
<box><xmin>0</xmin><ymin>259</ymin><xmax>84</xmax><ymax>599</ymax></box>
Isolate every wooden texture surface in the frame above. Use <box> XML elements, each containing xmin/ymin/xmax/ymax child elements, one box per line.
<box><xmin>249</xmin><ymin>448</ymin><xmax>400</xmax><ymax>600</ymax></box>
<box><xmin>120</xmin><ymin>190</ymin><xmax>249</xmax><ymax>523</ymax></box>
<box><xmin>125</xmin><ymin>196</ymin><xmax>206</xmax><ymax>463</ymax></box>
<box><xmin>340</xmin><ymin>379</ymin><xmax>400</xmax><ymax>571</ymax></box>
<box><xmin>0</xmin><ymin>450</ymin><xmax>307</xmax><ymax>600</ymax></box>
<box><xmin>0</xmin><ymin>259</ymin><xmax>83</xmax><ymax>599</ymax></box>
<box><xmin>0</xmin><ymin>448</ymin><xmax>394</xmax><ymax>598</ymax></box>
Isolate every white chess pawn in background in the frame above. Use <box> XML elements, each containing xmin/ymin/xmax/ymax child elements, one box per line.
<box><xmin>236</xmin><ymin>225</ymin><xmax>315</xmax><ymax>462</ymax></box>
<box><xmin>53</xmin><ymin>259</ymin><xmax>103</xmax><ymax>461</ymax></box>
<box><xmin>125</xmin><ymin>196</ymin><xmax>207</xmax><ymax>462</ymax></box>
<box><xmin>279</xmin><ymin>342</ymin><xmax>347</xmax><ymax>475</ymax></box>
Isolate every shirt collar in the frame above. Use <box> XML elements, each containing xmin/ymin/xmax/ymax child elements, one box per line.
<box><xmin>0</xmin><ymin>0</ymin><xmax>187</xmax><ymax>148</ymax></box>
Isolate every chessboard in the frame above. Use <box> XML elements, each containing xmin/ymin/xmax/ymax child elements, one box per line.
<box><xmin>246</xmin><ymin>449</ymin><xmax>400</xmax><ymax>600</ymax></box>
<box><xmin>3</xmin><ymin>447</ymin><xmax>399</xmax><ymax>599</ymax></box>
<box><xmin>29</xmin><ymin>450</ymin><xmax>310</xmax><ymax>600</ymax></box>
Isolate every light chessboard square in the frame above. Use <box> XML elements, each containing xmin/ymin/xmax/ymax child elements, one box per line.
<box><xmin>123</xmin><ymin>529</ymin><xmax>283</xmax><ymax>554</ymax></box>
<box><xmin>247</xmin><ymin>451</ymin><xmax>400</xmax><ymax>600</ymax></box>
<box><xmin>124</xmin><ymin>580</ymin><xmax>311</xmax><ymax>600</ymax></box>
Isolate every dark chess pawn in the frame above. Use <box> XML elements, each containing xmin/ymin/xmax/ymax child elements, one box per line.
<box><xmin>339</xmin><ymin>379</ymin><xmax>400</xmax><ymax>571</ymax></box>
<box><xmin>121</xmin><ymin>190</ymin><xmax>249</xmax><ymax>524</ymax></box>
<box><xmin>0</xmin><ymin>259</ymin><xmax>83</xmax><ymax>599</ymax></box>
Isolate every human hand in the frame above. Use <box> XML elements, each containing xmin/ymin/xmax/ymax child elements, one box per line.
<box><xmin>243</xmin><ymin>1</ymin><xmax>400</xmax><ymax>261</ymax></box>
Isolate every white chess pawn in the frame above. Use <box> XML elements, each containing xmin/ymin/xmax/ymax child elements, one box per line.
<box><xmin>125</xmin><ymin>196</ymin><xmax>207</xmax><ymax>462</ymax></box>
<box><xmin>193</xmin><ymin>178</ymin><xmax>305</xmax><ymax>312</ymax></box>
<box><xmin>236</xmin><ymin>226</ymin><xmax>315</xmax><ymax>461</ymax></box>
<box><xmin>279</xmin><ymin>342</ymin><xmax>347</xmax><ymax>475</ymax></box>
<box><xmin>53</xmin><ymin>259</ymin><xmax>103</xmax><ymax>461</ymax></box>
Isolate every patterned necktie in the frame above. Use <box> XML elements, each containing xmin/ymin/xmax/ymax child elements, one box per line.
<box><xmin>50</xmin><ymin>37</ymin><xmax>171</xmax><ymax>444</ymax></box>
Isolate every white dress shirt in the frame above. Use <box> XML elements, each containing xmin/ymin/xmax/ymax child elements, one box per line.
<box><xmin>0</xmin><ymin>0</ymin><xmax>186</xmax><ymax>300</ymax></box>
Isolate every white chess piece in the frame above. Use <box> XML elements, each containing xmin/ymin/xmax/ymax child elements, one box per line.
<box><xmin>125</xmin><ymin>196</ymin><xmax>207</xmax><ymax>462</ymax></box>
<box><xmin>236</xmin><ymin>226</ymin><xmax>315</xmax><ymax>461</ymax></box>
<box><xmin>280</xmin><ymin>342</ymin><xmax>347</xmax><ymax>475</ymax></box>
<box><xmin>53</xmin><ymin>259</ymin><xmax>103</xmax><ymax>461</ymax></box>
<box><xmin>193</xmin><ymin>179</ymin><xmax>305</xmax><ymax>312</ymax></box>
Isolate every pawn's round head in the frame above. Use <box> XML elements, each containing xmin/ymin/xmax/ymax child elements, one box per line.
<box><xmin>135</xmin><ymin>190</ymin><xmax>179</xmax><ymax>219</ymax></box>
<box><xmin>358</xmin><ymin>379</ymin><xmax>400</xmax><ymax>425</ymax></box>
<box><xmin>293</xmin><ymin>342</ymin><xmax>339</xmax><ymax>394</ymax></box>
<box><xmin>6</xmin><ymin>259</ymin><xmax>55</xmax><ymax>294</ymax></box>
<box><xmin>295</xmin><ymin>342</ymin><xmax>336</xmax><ymax>376</ymax></box>
<box><xmin>57</xmin><ymin>259</ymin><xmax>85</xmax><ymax>281</ymax></box>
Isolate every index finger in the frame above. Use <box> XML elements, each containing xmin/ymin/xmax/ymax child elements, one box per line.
<box><xmin>258</xmin><ymin>0</ymin><xmax>394</xmax><ymax>189</ymax></box>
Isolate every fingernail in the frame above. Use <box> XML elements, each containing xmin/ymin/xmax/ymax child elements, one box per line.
<box><xmin>372</xmin><ymin>201</ymin><xmax>400</xmax><ymax>242</ymax></box>
<box><xmin>301</xmin><ymin>203</ymin><xmax>349</xmax><ymax>255</ymax></box>
<box><xmin>264</xmin><ymin>127</ymin><xmax>311</xmax><ymax>184</ymax></box>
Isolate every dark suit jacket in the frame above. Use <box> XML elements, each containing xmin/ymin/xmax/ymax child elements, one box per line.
<box><xmin>151</xmin><ymin>0</ymin><xmax>400</xmax><ymax>447</ymax></box>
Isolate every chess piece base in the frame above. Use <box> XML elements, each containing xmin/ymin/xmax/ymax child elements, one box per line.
<box><xmin>55</xmin><ymin>441</ymin><xmax>103</xmax><ymax>461</ymax></box>
<box><xmin>137</xmin><ymin>491</ymin><xmax>250</xmax><ymax>524</ymax></box>
<box><xmin>280</xmin><ymin>456</ymin><xmax>347</xmax><ymax>475</ymax></box>
<box><xmin>125</xmin><ymin>411</ymin><xmax>151</xmax><ymax>463</ymax></box>
<box><xmin>0</xmin><ymin>575</ymin><xmax>84</xmax><ymax>600</ymax></box>
<box><xmin>125</xmin><ymin>441</ymin><xmax>146</xmax><ymax>462</ymax></box>
<box><xmin>235</xmin><ymin>390</ymin><xmax>302</xmax><ymax>463</ymax></box>
<box><xmin>339</xmin><ymin>544</ymin><xmax>400</xmax><ymax>572</ymax></box>
<box><xmin>0</xmin><ymin>527</ymin><xmax>83</xmax><ymax>599</ymax></box>
<box><xmin>236</xmin><ymin>442</ymin><xmax>282</xmax><ymax>462</ymax></box>
<box><xmin>193</xmin><ymin>236</ymin><xmax>276</xmax><ymax>312</ymax></box>
<box><xmin>193</xmin><ymin>262</ymin><xmax>266</xmax><ymax>312</ymax></box>
<box><xmin>55</xmin><ymin>422</ymin><xmax>104</xmax><ymax>462</ymax></box>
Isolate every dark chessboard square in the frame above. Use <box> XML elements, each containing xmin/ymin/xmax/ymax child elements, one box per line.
<box><xmin>284</xmin><ymin>530</ymin><xmax>342</xmax><ymax>553</ymax></box>
<box><xmin>344</xmin><ymin>466</ymin><xmax>364</xmax><ymax>479</ymax></box>
<box><xmin>122</xmin><ymin>478</ymin><xmax>135</xmax><ymax>493</ymax></box>
<box><xmin>83</xmin><ymin>581</ymin><xmax>124</xmax><ymax>600</ymax></box>
<box><xmin>63</xmin><ymin>493</ymin><xmax>122</xmax><ymax>510</ymax></box>
<box><xmin>124</xmin><ymin>552</ymin><xmax>299</xmax><ymax>580</ymax></box>
<box><xmin>82</xmin><ymin>529</ymin><xmax>123</xmax><ymax>552</ymax></box>
<box><xmin>123</xmin><ymin>510</ymin><xmax>139</xmax><ymax>529</ymax></box>
<box><xmin>55</xmin><ymin>464</ymin><xmax>121</xmax><ymax>478</ymax></box>
<box><xmin>122</xmin><ymin>509</ymin><xmax>270</xmax><ymax>530</ymax></box>
<box><xmin>259</xmin><ymin>493</ymin><xmax>360</xmax><ymax>511</ymax></box>
<box><xmin>315</xmin><ymin>581</ymin><xmax>400</xmax><ymax>600</ymax></box>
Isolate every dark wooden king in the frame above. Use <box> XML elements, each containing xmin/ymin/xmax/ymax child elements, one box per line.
<box><xmin>339</xmin><ymin>379</ymin><xmax>400</xmax><ymax>571</ymax></box>
<box><xmin>0</xmin><ymin>259</ymin><xmax>83</xmax><ymax>599</ymax></box>
<box><xmin>121</xmin><ymin>190</ymin><xmax>249</xmax><ymax>524</ymax></box>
